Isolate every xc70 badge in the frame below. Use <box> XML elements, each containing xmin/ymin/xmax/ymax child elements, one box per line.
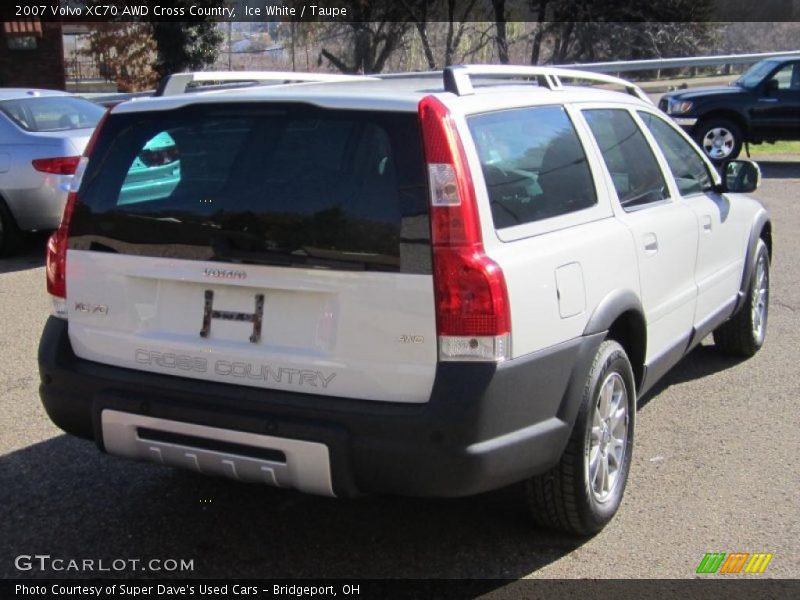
<box><xmin>203</xmin><ymin>268</ymin><xmax>247</xmax><ymax>280</ymax></box>
<box><xmin>74</xmin><ymin>302</ymin><xmax>108</xmax><ymax>315</ymax></box>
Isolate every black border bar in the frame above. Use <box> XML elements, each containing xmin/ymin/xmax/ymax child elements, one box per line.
<box><xmin>2</xmin><ymin>0</ymin><xmax>799</xmax><ymax>23</ymax></box>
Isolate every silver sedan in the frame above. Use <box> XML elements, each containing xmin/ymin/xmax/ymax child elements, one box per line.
<box><xmin>0</xmin><ymin>89</ymin><xmax>105</xmax><ymax>256</ymax></box>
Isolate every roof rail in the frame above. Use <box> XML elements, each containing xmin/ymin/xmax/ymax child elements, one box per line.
<box><xmin>443</xmin><ymin>65</ymin><xmax>652</xmax><ymax>103</ymax></box>
<box><xmin>155</xmin><ymin>71</ymin><xmax>376</xmax><ymax>97</ymax></box>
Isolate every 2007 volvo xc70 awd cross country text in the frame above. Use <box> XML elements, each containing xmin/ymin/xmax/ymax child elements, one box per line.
<box><xmin>38</xmin><ymin>67</ymin><xmax>771</xmax><ymax>535</ymax></box>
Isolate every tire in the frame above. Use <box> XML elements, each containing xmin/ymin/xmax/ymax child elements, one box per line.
<box><xmin>525</xmin><ymin>340</ymin><xmax>636</xmax><ymax>536</ymax></box>
<box><xmin>0</xmin><ymin>199</ymin><xmax>22</xmax><ymax>258</ymax></box>
<box><xmin>693</xmin><ymin>118</ymin><xmax>743</xmax><ymax>163</ymax></box>
<box><xmin>714</xmin><ymin>238</ymin><xmax>769</xmax><ymax>357</ymax></box>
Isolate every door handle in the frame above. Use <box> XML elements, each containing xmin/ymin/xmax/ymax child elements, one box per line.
<box><xmin>702</xmin><ymin>215</ymin><xmax>713</xmax><ymax>232</ymax></box>
<box><xmin>757</xmin><ymin>98</ymin><xmax>778</xmax><ymax>103</ymax></box>
<box><xmin>643</xmin><ymin>233</ymin><xmax>658</xmax><ymax>254</ymax></box>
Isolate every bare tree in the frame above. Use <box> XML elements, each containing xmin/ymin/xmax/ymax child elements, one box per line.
<box><xmin>491</xmin><ymin>0</ymin><xmax>509</xmax><ymax>64</ymax></box>
<box><xmin>310</xmin><ymin>1</ymin><xmax>411</xmax><ymax>74</ymax></box>
<box><xmin>527</xmin><ymin>0</ymin><xmax>716</xmax><ymax>65</ymax></box>
<box><xmin>401</xmin><ymin>0</ymin><xmax>487</xmax><ymax>69</ymax></box>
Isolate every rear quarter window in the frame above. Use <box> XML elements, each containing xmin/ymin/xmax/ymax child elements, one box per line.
<box><xmin>467</xmin><ymin>105</ymin><xmax>597</xmax><ymax>229</ymax></box>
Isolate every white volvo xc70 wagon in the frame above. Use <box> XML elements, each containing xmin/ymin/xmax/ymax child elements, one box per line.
<box><xmin>39</xmin><ymin>66</ymin><xmax>771</xmax><ymax>535</ymax></box>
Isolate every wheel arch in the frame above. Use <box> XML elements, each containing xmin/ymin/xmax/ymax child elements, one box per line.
<box><xmin>583</xmin><ymin>290</ymin><xmax>646</xmax><ymax>393</ymax></box>
<box><xmin>733</xmin><ymin>211</ymin><xmax>772</xmax><ymax>315</ymax></box>
<box><xmin>693</xmin><ymin>109</ymin><xmax>749</xmax><ymax>138</ymax></box>
<box><xmin>0</xmin><ymin>191</ymin><xmax>22</xmax><ymax>238</ymax></box>
<box><xmin>759</xmin><ymin>219</ymin><xmax>772</xmax><ymax>261</ymax></box>
<box><xmin>0</xmin><ymin>191</ymin><xmax>18</xmax><ymax>223</ymax></box>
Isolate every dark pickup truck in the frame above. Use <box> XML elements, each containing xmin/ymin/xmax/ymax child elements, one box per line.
<box><xmin>660</xmin><ymin>57</ymin><xmax>800</xmax><ymax>162</ymax></box>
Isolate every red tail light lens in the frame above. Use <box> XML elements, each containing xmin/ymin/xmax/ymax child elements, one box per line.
<box><xmin>433</xmin><ymin>247</ymin><xmax>510</xmax><ymax>336</ymax></box>
<box><xmin>46</xmin><ymin>191</ymin><xmax>77</xmax><ymax>298</ymax></box>
<box><xmin>418</xmin><ymin>96</ymin><xmax>482</xmax><ymax>247</ymax></box>
<box><xmin>418</xmin><ymin>95</ymin><xmax>511</xmax><ymax>350</ymax></box>
<box><xmin>32</xmin><ymin>156</ymin><xmax>80</xmax><ymax>175</ymax></box>
<box><xmin>46</xmin><ymin>109</ymin><xmax>110</xmax><ymax>302</ymax></box>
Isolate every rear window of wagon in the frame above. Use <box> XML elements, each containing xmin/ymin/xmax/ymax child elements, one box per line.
<box><xmin>69</xmin><ymin>103</ymin><xmax>432</xmax><ymax>274</ymax></box>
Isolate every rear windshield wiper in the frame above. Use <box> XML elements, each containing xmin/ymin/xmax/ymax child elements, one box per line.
<box><xmin>210</xmin><ymin>238</ymin><xmax>368</xmax><ymax>271</ymax></box>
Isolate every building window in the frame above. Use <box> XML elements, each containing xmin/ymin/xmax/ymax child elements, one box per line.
<box><xmin>7</xmin><ymin>36</ymin><xmax>38</xmax><ymax>50</ymax></box>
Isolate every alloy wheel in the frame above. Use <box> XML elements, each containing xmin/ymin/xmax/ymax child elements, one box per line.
<box><xmin>588</xmin><ymin>372</ymin><xmax>629</xmax><ymax>503</ymax></box>
<box><xmin>751</xmin><ymin>253</ymin><xmax>769</xmax><ymax>343</ymax></box>
<box><xmin>701</xmin><ymin>127</ymin><xmax>736</xmax><ymax>160</ymax></box>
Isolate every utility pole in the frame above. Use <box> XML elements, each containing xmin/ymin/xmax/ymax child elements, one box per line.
<box><xmin>227</xmin><ymin>21</ymin><xmax>232</xmax><ymax>69</ymax></box>
<box><xmin>291</xmin><ymin>21</ymin><xmax>296</xmax><ymax>71</ymax></box>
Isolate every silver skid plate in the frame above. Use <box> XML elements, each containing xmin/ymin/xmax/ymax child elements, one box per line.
<box><xmin>101</xmin><ymin>410</ymin><xmax>334</xmax><ymax>496</ymax></box>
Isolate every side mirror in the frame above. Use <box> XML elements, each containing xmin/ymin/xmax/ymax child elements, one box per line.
<box><xmin>764</xmin><ymin>78</ymin><xmax>779</xmax><ymax>94</ymax></box>
<box><xmin>723</xmin><ymin>160</ymin><xmax>761</xmax><ymax>193</ymax></box>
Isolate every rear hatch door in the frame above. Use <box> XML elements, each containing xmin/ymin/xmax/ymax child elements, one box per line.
<box><xmin>66</xmin><ymin>102</ymin><xmax>437</xmax><ymax>403</ymax></box>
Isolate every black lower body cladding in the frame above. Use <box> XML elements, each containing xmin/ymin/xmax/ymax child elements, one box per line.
<box><xmin>38</xmin><ymin>317</ymin><xmax>603</xmax><ymax>498</ymax></box>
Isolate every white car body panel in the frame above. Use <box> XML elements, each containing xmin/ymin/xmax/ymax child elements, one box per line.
<box><xmin>617</xmin><ymin>202</ymin><xmax>699</xmax><ymax>360</ymax></box>
<box><xmin>66</xmin><ymin>252</ymin><xmax>438</xmax><ymax>404</ymax></box>
<box><xmin>683</xmin><ymin>192</ymin><xmax>749</xmax><ymax>322</ymax></box>
<box><xmin>631</xmin><ymin>107</ymin><xmax>762</xmax><ymax>331</ymax></box>
<box><xmin>483</xmin><ymin>217</ymin><xmax>639</xmax><ymax>357</ymax></box>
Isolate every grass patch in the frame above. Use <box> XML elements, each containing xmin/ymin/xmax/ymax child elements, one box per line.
<box><xmin>748</xmin><ymin>141</ymin><xmax>800</xmax><ymax>156</ymax></box>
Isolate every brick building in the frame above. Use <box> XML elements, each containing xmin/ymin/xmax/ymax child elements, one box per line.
<box><xmin>0</xmin><ymin>20</ymin><xmax>66</xmax><ymax>90</ymax></box>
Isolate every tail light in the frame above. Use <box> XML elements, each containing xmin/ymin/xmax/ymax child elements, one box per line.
<box><xmin>46</xmin><ymin>110</ymin><xmax>109</xmax><ymax>314</ymax></box>
<box><xmin>418</xmin><ymin>96</ymin><xmax>510</xmax><ymax>362</ymax></box>
<box><xmin>32</xmin><ymin>156</ymin><xmax>80</xmax><ymax>175</ymax></box>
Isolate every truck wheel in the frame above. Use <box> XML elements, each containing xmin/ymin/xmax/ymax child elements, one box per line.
<box><xmin>0</xmin><ymin>200</ymin><xmax>21</xmax><ymax>257</ymax></box>
<box><xmin>693</xmin><ymin>118</ymin><xmax>743</xmax><ymax>163</ymax></box>
<box><xmin>714</xmin><ymin>239</ymin><xmax>769</xmax><ymax>357</ymax></box>
<box><xmin>525</xmin><ymin>340</ymin><xmax>635</xmax><ymax>536</ymax></box>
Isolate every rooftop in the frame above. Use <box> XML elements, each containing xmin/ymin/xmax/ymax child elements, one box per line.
<box><xmin>0</xmin><ymin>88</ymin><xmax>71</xmax><ymax>101</ymax></box>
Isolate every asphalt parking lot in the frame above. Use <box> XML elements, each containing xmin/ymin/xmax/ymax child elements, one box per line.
<box><xmin>1</xmin><ymin>161</ymin><xmax>798</xmax><ymax>582</ymax></box>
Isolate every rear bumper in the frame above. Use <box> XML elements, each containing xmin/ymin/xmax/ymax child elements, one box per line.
<box><xmin>38</xmin><ymin>317</ymin><xmax>602</xmax><ymax>498</ymax></box>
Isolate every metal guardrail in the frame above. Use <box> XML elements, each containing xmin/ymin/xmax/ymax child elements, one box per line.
<box><xmin>556</xmin><ymin>50</ymin><xmax>800</xmax><ymax>74</ymax></box>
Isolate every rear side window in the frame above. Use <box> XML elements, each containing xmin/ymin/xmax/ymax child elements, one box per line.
<box><xmin>69</xmin><ymin>104</ymin><xmax>430</xmax><ymax>273</ymax></box>
<box><xmin>467</xmin><ymin>106</ymin><xmax>596</xmax><ymax>229</ymax></box>
<box><xmin>583</xmin><ymin>109</ymin><xmax>669</xmax><ymax>210</ymax></box>
<box><xmin>638</xmin><ymin>111</ymin><xmax>714</xmax><ymax>196</ymax></box>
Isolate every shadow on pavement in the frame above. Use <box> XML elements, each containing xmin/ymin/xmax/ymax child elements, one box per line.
<box><xmin>637</xmin><ymin>343</ymin><xmax>746</xmax><ymax>410</ymax></box>
<box><xmin>0</xmin><ymin>434</ymin><xmax>584</xmax><ymax>580</ymax></box>
<box><xmin>0</xmin><ymin>233</ymin><xmax>47</xmax><ymax>275</ymax></box>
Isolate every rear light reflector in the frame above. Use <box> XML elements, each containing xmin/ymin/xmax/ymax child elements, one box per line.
<box><xmin>439</xmin><ymin>334</ymin><xmax>510</xmax><ymax>362</ymax></box>
<box><xmin>427</xmin><ymin>163</ymin><xmax>461</xmax><ymax>206</ymax></box>
<box><xmin>32</xmin><ymin>156</ymin><xmax>80</xmax><ymax>175</ymax></box>
<box><xmin>418</xmin><ymin>95</ymin><xmax>511</xmax><ymax>362</ymax></box>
